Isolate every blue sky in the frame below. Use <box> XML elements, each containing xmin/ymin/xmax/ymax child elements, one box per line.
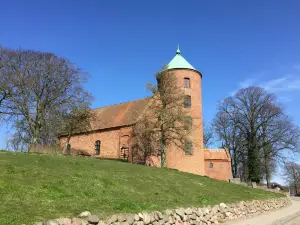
<box><xmin>0</xmin><ymin>1</ymin><xmax>299</xmax><ymax>181</ymax></box>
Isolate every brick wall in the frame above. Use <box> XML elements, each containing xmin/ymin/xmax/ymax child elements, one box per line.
<box><xmin>59</xmin><ymin>126</ymin><xmax>132</xmax><ymax>159</ymax></box>
<box><xmin>204</xmin><ymin>159</ymin><xmax>232</xmax><ymax>181</ymax></box>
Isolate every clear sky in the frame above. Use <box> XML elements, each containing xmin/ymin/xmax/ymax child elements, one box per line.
<box><xmin>0</xmin><ymin>1</ymin><xmax>299</xmax><ymax>181</ymax></box>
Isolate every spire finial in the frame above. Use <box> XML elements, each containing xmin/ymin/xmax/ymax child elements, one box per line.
<box><xmin>176</xmin><ymin>44</ymin><xmax>181</xmax><ymax>54</ymax></box>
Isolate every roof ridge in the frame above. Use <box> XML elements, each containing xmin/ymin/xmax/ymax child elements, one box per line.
<box><xmin>91</xmin><ymin>97</ymin><xmax>152</xmax><ymax>111</ymax></box>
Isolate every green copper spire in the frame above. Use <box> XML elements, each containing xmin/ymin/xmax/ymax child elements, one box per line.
<box><xmin>176</xmin><ymin>44</ymin><xmax>181</xmax><ymax>54</ymax></box>
<box><xmin>166</xmin><ymin>46</ymin><xmax>195</xmax><ymax>70</ymax></box>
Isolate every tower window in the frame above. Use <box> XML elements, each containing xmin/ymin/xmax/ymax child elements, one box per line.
<box><xmin>184</xmin><ymin>78</ymin><xmax>190</xmax><ymax>88</ymax></box>
<box><xmin>184</xmin><ymin>140</ymin><xmax>193</xmax><ymax>155</ymax></box>
<box><xmin>209</xmin><ymin>162</ymin><xmax>214</xmax><ymax>168</ymax></box>
<box><xmin>95</xmin><ymin>140</ymin><xmax>101</xmax><ymax>155</ymax></box>
<box><xmin>184</xmin><ymin>116</ymin><xmax>193</xmax><ymax>130</ymax></box>
<box><xmin>184</xmin><ymin>95</ymin><xmax>191</xmax><ymax>108</ymax></box>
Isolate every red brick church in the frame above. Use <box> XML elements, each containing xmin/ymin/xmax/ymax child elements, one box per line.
<box><xmin>59</xmin><ymin>47</ymin><xmax>232</xmax><ymax>181</ymax></box>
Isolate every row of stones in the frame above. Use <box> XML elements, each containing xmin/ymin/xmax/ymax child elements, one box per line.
<box><xmin>38</xmin><ymin>197</ymin><xmax>291</xmax><ymax>225</ymax></box>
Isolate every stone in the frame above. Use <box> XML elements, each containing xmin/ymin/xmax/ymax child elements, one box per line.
<box><xmin>165</xmin><ymin>209</ymin><xmax>173</xmax><ymax>216</ymax></box>
<box><xmin>157</xmin><ymin>212</ymin><xmax>163</xmax><ymax>220</ymax></box>
<box><xmin>196</xmin><ymin>209</ymin><xmax>203</xmax><ymax>217</ymax></box>
<box><xmin>157</xmin><ymin>215</ymin><xmax>167</xmax><ymax>223</ymax></box>
<box><xmin>109</xmin><ymin>215</ymin><xmax>118</xmax><ymax>223</ymax></box>
<box><xmin>87</xmin><ymin>215</ymin><xmax>100</xmax><ymax>224</ymax></box>
<box><xmin>120</xmin><ymin>222</ymin><xmax>129</xmax><ymax>225</ymax></box>
<box><xmin>190</xmin><ymin>214</ymin><xmax>197</xmax><ymax>220</ymax></box>
<box><xmin>224</xmin><ymin>212</ymin><xmax>232</xmax><ymax>218</ymax></box>
<box><xmin>78</xmin><ymin>211</ymin><xmax>91</xmax><ymax>218</ymax></box>
<box><xmin>203</xmin><ymin>209</ymin><xmax>210</xmax><ymax>215</ymax></box>
<box><xmin>218</xmin><ymin>219</ymin><xmax>226</xmax><ymax>224</ymax></box>
<box><xmin>219</xmin><ymin>203</ymin><xmax>227</xmax><ymax>210</ymax></box>
<box><xmin>138</xmin><ymin>213</ymin><xmax>144</xmax><ymax>220</ymax></box>
<box><xmin>71</xmin><ymin>218</ymin><xmax>88</xmax><ymax>225</ymax></box>
<box><xmin>126</xmin><ymin>215</ymin><xmax>135</xmax><ymax>224</ymax></box>
<box><xmin>149</xmin><ymin>213</ymin><xmax>156</xmax><ymax>222</ymax></box>
<box><xmin>211</xmin><ymin>206</ymin><xmax>219</xmax><ymax>215</ymax></box>
<box><xmin>175</xmin><ymin>208</ymin><xmax>185</xmax><ymax>219</ymax></box>
<box><xmin>158</xmin><ymin>220</ymin><xmax>165</xmax><ymax>225</ymax></box>
<box><xmin>184</xmin><ymin>208</ymin><xmax>193</xmax><ymax>215</ymax></box>
<box><xmin>142</xmin><ymin>213</ymin><xmax>151</xmax><ymax>225</ymax></box>
<box><xmin>55</xmin><ymin>218</ymin><xmax>72</xmax><ymax>225</ymax></box>
<box><xmin>133</xmin><ymin>215</ymin><xmax>140</xmax><ymax>221</ymax></box>
<box><xmin>153</xmin><ymin>212</ymin><xmax>159</xmax><ymax>221</ymax></box>
<box><xmin>46</xmin><ymin>221</ymin><xmax>60</xmax><ymax>225</ymax></box>
<box><xmin>168</xmin><ymin>216</ymin><xmax>174</xmax><ymax>224</ymax></box>
<box><xmin>182</xmin><ymin>215</ymin><xmax>188</xmax><ymax>222</ymax></box>
<box><xmin>98</xmin><ymin>221</ymin><xmax>106</xmax><ymax>225</ymax></box>
<box><xmin>118</xmin><ymin>214</ymin><xmax>127</xmax><ymax>222</ymax></box>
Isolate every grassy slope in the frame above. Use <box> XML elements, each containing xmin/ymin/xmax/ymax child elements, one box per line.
<box><xmin>0</xmin><ymin>152</ymin><xmax>283</xmax><ymax>225</ymax></box>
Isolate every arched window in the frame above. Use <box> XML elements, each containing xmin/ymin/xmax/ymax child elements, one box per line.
<box><xmin>184</xmin><ymin>95</ymin><xmax>191</xmax><ymax>108</ymax></box>
<box><xmin>184</xmin><ymin>77</ymin><xmax>191</xmax><ymax>88</ymax></box>
<box><xmin>184</xmin><ymin>140</ymin><xmax>193</xmax><ymax>155</ymax></box>
<box><xmin>209</xmin><ymin>162</ymin><xmax>214</xmax><ymax>168</ymax></box>
<box><xmin>95</xmin><ymin>140</ymin><xmax>101</xmax><ymax>155</ymax></box>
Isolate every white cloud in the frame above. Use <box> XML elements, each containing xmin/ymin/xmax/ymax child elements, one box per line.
<box><xmin>232</xmin><ymin>76</ymin><xmax>300</xmax><ymax>95</ymax></box>
<box><xmin>260</xmin><ymin>76</ymin><xmax>300</xmax><ymax>93</ymax></box>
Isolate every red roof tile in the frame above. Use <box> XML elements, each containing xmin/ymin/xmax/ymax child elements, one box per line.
<box><xmin>204</xmin><ymin>149</ymin><xmax>231</xmax><ymax>161</ymax></box>
<box><xmin>90</xmin><ymin>98</ymin><xmax>151</xmax><ymax>130</ymax></box>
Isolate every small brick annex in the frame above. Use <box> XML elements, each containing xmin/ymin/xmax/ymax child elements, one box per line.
<box><xmin>59</xmin><ymin>48</ymin><xmax>232</xmax><ymax>181</ymax></box>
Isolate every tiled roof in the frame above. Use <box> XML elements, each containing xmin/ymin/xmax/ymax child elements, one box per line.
<box><xmin>204</xmin><ymin>149</ymin><xmax>231</xmax><ymax>161</ymax></box>
<box><xmin>90</xmin><ymin>98</ymin><xmax>151</xmax><ymax>130</ymax></box>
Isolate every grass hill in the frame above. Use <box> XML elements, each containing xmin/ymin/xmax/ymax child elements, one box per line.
<box><xmin>0</xmin><ymin>151</ymin><xmax>283</xmax><ymax>225</ymax></box>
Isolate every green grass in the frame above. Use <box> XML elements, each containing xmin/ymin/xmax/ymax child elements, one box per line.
<box><xmin>0</xmin><ymin>151</ymin><xmax>283</xmax><ymax>225</ymax></box>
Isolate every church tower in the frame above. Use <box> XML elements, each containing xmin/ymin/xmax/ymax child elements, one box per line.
<box><xmin>165</xmin><ymin>46</ymin><xmax>205</xmax><ymax>175</ymax></box>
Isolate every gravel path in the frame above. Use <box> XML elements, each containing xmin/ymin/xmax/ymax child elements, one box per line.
<box><xmin>224</xmin><ymin>198</ymin><xmax>300</xmax><ymax>225</ymax></box>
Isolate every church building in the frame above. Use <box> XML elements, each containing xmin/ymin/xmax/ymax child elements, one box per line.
<box><xmin>59</xmin><ymin>47</ymin><xmax>232</xmax><ymax>181</ymax></box>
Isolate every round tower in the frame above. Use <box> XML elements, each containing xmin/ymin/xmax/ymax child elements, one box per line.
<box><xmin>165</xmin><ymin>46</ymin><xmax>205</xmax><ymax>175</ymax></box>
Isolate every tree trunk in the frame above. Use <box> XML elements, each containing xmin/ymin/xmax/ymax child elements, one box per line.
<box><xmin>64</xmin><ymin>135</ymin><xmax>71</xmax><ymax>155</ymax></box>
<box><xmin>233</xmin><ymin>148</ymin><xmax>238</xmax><ymax>178</ymax></box>
<box><xmin>160</xmin><ymin>132</ymin><xmax>166</xmax><ymax>168</ymax></box>
<box><xmin>248</xmin><ymin>133</ymin><xmax>260</xmax><ymax>183</ymax></box>
<box><xmin>264</xmin><ymin>153</ymin><xmax>271</xmax><ymax>188</ymax></box>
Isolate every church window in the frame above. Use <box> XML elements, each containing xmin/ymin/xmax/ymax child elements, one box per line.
<box><xmin>95</xmin><ymin>140</ymin><xmax>101</xmax><ymax>155</ymax></box>
<box><xmin>209</xmin><ymin>162</ymin><xmax>214</xmax><ymax>168</ymax></box>
<box><xmin>184</xmin><ymin>95</ymin><xmax>191</xmax><ymax>108</ymax></box>
<box><xmin>184</xmin><ymin>140</ymin><xmax>193</xmax><ymax>155</ymax></box>
<box><xmin>184</xmin><ymin>77</ymin><xmax>190</xmax><ymax>88</ymax></box>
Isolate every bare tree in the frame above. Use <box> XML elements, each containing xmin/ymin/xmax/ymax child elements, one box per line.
<box><xmin>133</xmin><ymin>68</ymin><xmax>192</xmax><ymax>167</ymax></box>
<box><xmin>59</xmin><ymin>107</ymin><xmax>92</xmax><ymax>154</ymax></box>
<box><xmin>203</xmin><ymin>122</ymin><xmax>214</xmax><ymax>148</ymax></box>
<box><xmin>0</xmin><ymin>46</ymin><xmax>91</xmax><ymax>148</ymax></box>
<box><xmin>282</xmin><ymin>161</ymin><xmax>300</xmax><ymax>195</ymax></box>
<box><xmin>213</xmin><ymin>111</ymin><xmax>246</xmax><ymax>178</ymax></box>
<box><xmin>259</xmin><ymin>117</ymin><xmax>299</xmax><ymax>187</ymax></box>
<box><xmin>214</xmin><ymin>86</ymin><xmax>299</xmax><ymax>183</ymax></box>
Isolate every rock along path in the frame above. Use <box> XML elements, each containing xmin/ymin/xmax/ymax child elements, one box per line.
<box><xmin>224</xmin><ymin>197</ymin><xmax>300</xmax><ymax>225</ymax></box>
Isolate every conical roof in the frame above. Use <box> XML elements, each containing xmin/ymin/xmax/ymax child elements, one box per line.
<box><xmin>166</xmin><ymin>46</ymin><xmax>196</xmax><ymax>70</ymax></box>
